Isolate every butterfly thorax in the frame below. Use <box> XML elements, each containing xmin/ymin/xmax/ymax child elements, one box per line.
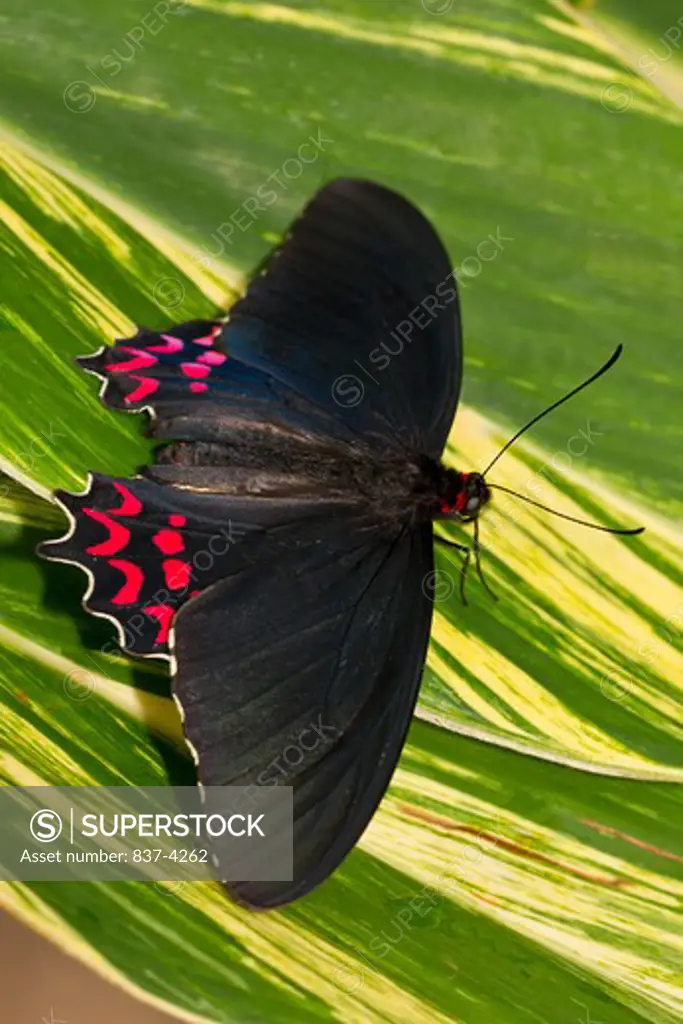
<box><xmin>414</xmin><ymin>458</ymin><xmax>490</xmax><ymax>523</ymax></box>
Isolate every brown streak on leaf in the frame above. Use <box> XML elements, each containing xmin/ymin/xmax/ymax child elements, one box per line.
<box><xmin>582</xmin><ymin>818</ymin><xmax>683</xmax><ymax>863</ymax></box>
<box><xmin>400</xmin><ymin>805</ymin><xmax>629</xmax><ymax>888</ymax></box>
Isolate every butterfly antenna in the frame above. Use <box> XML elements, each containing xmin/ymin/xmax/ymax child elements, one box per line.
<box><xmin>488</xmin><ymin>484</ymin><xmax>645</xmax><ymax>535</ymax></box>
<box><xmin>482</xmin><ymin>345</ymin><xmax>623</xmax><ymax>477</ymax></box>
<box><xmin>473</xmin><ymin>519</ymin><xmax>499</xmax><ymax>601</ymax></box>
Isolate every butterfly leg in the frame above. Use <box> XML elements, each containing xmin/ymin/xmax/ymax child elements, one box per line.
<box><xmin>435</xmin><ymin>536</ymin><xmax>471</xmax><ymax>606</ymax></box>
<box><xmin>473</xmin><ymin>519</ymin><xmax>499</xmax><ymax>603</ymax></box>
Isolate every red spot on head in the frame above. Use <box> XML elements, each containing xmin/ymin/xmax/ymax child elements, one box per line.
<box><xmin>168</xmin><ymin>514</ymin><xmax>186</xmax><ymax>527</ymax></box>
<box><xmin>441</xmin><ymin>473</ymin><xmax>470</xmax><ymax>516</ymax></box>
<box><xmin>153</xmin><ymin>529</ymin><xmax>184</xmax><ymax>555</ymax></box>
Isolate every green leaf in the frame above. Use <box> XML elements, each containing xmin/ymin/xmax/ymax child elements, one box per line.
<box><xmin>1</xmin><ymin>1</ymin><xmax>682</xmax><ymax>1021</ymax></box>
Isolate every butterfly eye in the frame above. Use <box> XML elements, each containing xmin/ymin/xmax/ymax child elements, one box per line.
<box><xmin>466</xmin><ymin>495</ymin><xmax>480</xmax><ymax>512</ymax></box>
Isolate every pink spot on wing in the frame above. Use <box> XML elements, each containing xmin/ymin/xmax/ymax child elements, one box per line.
<box><xmin>109</xmin><ymin>482</ymin><xmax>142</xmax><ymax>517</ymax></box>
<box><xmin>144</xmin><ymin>603</ymin><xmax>174</xmax><ymax>645</ymax></box>
<box><xmin>148</xmin><ymin>335</ymin><xmax>185</xmax><ymax>354</ymax></box>
<box><xmin>108</xmin><ymin>347</ymin><xmax>159</xmax><ymax>373</ymax></box>
<box><xmin>168</xmin><ymin>515</ymin><xmax>186</xmax><ymax>527</ymax></box>
<box><xmin>83</xmin><ymin>510</ymin><xmax>130</xmax><ymax>556</ymax></box>
<box><xmin>125</xmin><ymin>376</ymin><xmax>159</xmax><ymax>404</ymax></box>
<box><xmin>197</xmin><ymin>350</ymin><xmax>227</xmax><ymax>366</ymax></box>
<box><xmin>190</xmin><ymin>590</ymin><xmax>201</xmax><ymax>598</ymax></box>
<box><xmin>181</xmin><ymin>362</ymin><xmax>211</xmax><ymax>379</ymax></box>
<box><xmin>153</xmin><ymin>529</ymin><xmax>184</xmax><ymax>555</ymax></box>
<box><xmin>189</xmin><ymin>382</ymin><xmax>208</xmax><ymax>394</ymax></box>
<box><xmin>108</xmin><ymin>559</ymin><xmax>144</xmax><ymax>604</ymax></box>
<box><xmin>192</xmin><ymin>325</ymin><xmax>222</xmax><ymax>347</ymax></box>
<box><xmin>163</xmin><ymin>558</ymin><xmax>191</xmax><ymax>591</ymax></box>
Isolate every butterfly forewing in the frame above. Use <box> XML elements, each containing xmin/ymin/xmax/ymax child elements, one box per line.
<box><xmin>225</xmin><ymin>178</ymin><xmax>461</xmax><ymax>457</ymax></box>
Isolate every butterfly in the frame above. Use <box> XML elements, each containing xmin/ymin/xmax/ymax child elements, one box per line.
<box><xmin>38</xmin><ymin>178</ymin><xmax>642</xmax><ymax>907</ymax></box>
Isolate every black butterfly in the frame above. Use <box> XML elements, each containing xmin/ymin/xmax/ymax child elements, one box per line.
<box><xmin>38</xmin><ymin>179</ymin><xmax>641</xmax><ymax>907</ymax></box>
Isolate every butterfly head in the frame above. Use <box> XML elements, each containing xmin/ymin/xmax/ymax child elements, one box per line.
<box><xmin>439</xmin><ymin>471</ymin><xmax>491</xmax><ymax>522</ymax></box>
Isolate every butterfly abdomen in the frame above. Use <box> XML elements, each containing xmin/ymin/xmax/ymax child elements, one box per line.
<box><xmin>148</xmin><ymin>436</ymin><xmax>423</xmax><ymax>517</ymax></box>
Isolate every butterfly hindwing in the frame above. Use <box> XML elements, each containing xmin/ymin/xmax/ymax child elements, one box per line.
<box><xmin>38</xmin><ymin>473</ymin><xmax>253</xmax><ymax>656</ymax></box>
<box><xmin>38</xmin><ymin>471</ymin><xmax>371</xmax><ymax>657</ymax></box>
<box><xmin>172</xmin><ymin>513</ymin><xmax>434</xmax><ymax>906</ymax></box>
